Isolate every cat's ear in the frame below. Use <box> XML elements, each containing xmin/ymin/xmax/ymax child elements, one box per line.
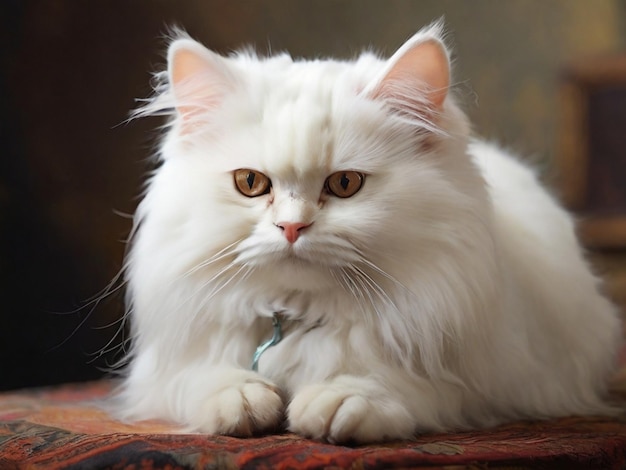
<box><xmin>364</xmin><ymin>24</ymin><xmax>450</xmax><ymax>123</ymax></box>
<box><xmin>167</xmin><ymin>39</ymin><xmax>234</xmax><ymax>131</ymax></box>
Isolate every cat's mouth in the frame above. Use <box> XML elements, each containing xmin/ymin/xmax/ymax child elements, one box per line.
<box><xmin>235</xmin><ymin>235</ymin><xmax>360</xmax><ymax>269</ymax></box>
<box><xmin>280</xmin><ymin>248</ymin><xmax>320</xmax><ymax>265</ymax></box>
<box><xmin>246</xmin><ymin>246</ymin><xmax>338</xmax><ymax>269</ymax></box>
<box><xmin>277</xmin><ymin>246</ymin><xmax>359</xmax><ymax>269</ymax></box>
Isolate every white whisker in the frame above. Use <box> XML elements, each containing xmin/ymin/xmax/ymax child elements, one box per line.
<box><xmin>357</xmin><ymin>256</ymin><xmax>414</xmax><ymax>297</ymax></box>
<box><xmin>346</xmin><ymin>266</ymin><xmax>383</xmax><ymax>322</ymax></box>
<box><xmin>204</xmin><ymin>263</ymin><xmax>250</xmax><ymax>300</ymax></box>
<box><xmin>352</xmin><ymin>265</ymin><xmax>400</xmax><ymax>312</ymax></box>
<box><xmin>338</xmin><ymin>267</ymin><xmax>371</xmax><ymax>320</ymax></box>
<box><xmin>188</xmin><ymin>263</ymin><xmax>254</xmax><ymax>326</ymax></box>
<box><xmin>175</xmin><ymin>258</ymin><xmax>242</xmax><ymax>315</ymax></box>
<box><xmin>183</xmin><ymin>238</ymin><xmax>244</xmax><ymax>278</ymax></box>
<box><xmin>48</xmin><ymin>269</ymin><xmax>127</xmax><ymax>353</ymax></box>
<box><xmin>86</xmin><ymin>305</ymin><xmax>134</xmax><ymax>367</ymax></box>
<box><xmin>353</xmin><ymin>262</ymin><xmax>425</xmax><ymax>344</ymax></box>
<box><xmin>88</xmin><ymin>319</ymin><xmax>129</xmax><ymax>361</ymax></box>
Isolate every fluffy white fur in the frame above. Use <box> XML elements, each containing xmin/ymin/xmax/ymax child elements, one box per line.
<box><xmin>116</xmin><ymin>22</ymin><xmax>622</xmax><ymax>443</ymax></box>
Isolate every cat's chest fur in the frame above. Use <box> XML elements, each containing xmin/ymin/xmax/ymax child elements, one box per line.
<box><xmin>254</xmin><ymin>308</ymin><xmax>379</xmax><ymax>392</ymax></box>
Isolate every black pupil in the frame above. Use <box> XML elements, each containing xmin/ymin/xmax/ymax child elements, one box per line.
<box><xmin>340</xmin><ymin>173</ymin><xmax>350</xmax><ymax>190</ymax></box>
<box><xmin>246</xmin><ymin>172</ymin><xmax>256</xmax><ymax>189</ymax></box>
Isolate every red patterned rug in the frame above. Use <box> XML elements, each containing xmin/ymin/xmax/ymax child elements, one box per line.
<box><xmin>1</xmin><ymin>376</ymin><xmax>626</xmax><ymax>469</ymax></box>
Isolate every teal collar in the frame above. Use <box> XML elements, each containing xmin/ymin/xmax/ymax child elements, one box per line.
<box><xmin>251</xmin><ymin>313</ymin><xmax>283</xmax><ymax>372</ymax></box>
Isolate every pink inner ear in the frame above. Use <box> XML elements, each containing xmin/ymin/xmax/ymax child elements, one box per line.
<box><xmin>171</xmin><ymin>50</ymin><xmax>208</xmax><ymax>123</ymax></box>
<box><xmin>168</xmin><ymin>42</ymin><xmax>229</xmax><ymax>131</ymax></box>
<box><xmin>171</xmin><ymin>49</ymin><xmax>210</xmax><ymax>88</ymax></box>
<box><xmin>384</xmin><ymin>40</ymin><xmax>449</xmax><ymax>109</ymax></box>
<box><xmin>372</xmin><ymin>39</ymin><xmax>450</xmax><ymax>115</ymax></box>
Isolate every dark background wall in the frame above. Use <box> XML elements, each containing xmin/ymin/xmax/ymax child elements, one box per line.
<box><xmin>1</xmin><ymin>0</ymin><xmax>625</xmax><ymax>390</ymax></box>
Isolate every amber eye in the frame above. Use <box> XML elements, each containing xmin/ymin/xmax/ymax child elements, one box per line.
<box><xmin>325</xmin><ymin>171</ymin><xmax>364</xmax><ymax>198</ymax></box>
<box><xmin>233</xmin><ymin>169</ymin><xmax>271</xmax><ymax>197</ymax></box>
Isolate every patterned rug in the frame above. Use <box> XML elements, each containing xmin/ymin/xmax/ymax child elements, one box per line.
<box><xmin>1</xmin><ymin>377</ymin><xmax>625</xmax><ymax>470</ymax></box>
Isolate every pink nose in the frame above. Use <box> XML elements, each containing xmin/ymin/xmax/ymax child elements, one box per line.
<box><xmin>276</xmin><ymin>221</ymin><xmax>312</xmax><ymax>244</ymax></box>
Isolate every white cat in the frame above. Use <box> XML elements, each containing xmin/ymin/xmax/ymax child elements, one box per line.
<box><xmin>115</xmin><ymin>22</ymin><xmax>622</xmax><ymax>443</ymax></box>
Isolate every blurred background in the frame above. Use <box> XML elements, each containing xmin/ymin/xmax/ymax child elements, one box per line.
<box><xmin>1</xmin><ymin>0</ymin><xmax>625</xmax><ymax>390</ymax></box>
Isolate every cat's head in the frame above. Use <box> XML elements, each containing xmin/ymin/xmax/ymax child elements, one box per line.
<box><xmin>133</xmin><ymin>22</ymin><xmax>480</xmax><ymax>293</ymax></box>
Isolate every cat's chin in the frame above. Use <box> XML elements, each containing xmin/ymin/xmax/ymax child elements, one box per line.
<box><xmin>246</xmin><ymin>254</ymin><xmax>340</xmax><ymax>292</ymax></box>
<box><xmin>272</xmin><ymin>252</ymin><xmax>331</xmax><ymax>273</ymax></box>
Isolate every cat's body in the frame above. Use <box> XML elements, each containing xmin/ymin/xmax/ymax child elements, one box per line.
<box><xmin>116</xmin><ymin>23</ymin><xmax>621</xmax><ymax>443</ymax></box>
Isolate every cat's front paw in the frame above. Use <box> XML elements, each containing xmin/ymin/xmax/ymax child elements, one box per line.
<box><xmin>198</xmin><ymin>377</ymin><xmax>283</xmax><ymax>436</ymax></box>
<box><xmin>288</xmin><ymin>377</ymin><xmax>414</xmax><ymax>443</ymax></box>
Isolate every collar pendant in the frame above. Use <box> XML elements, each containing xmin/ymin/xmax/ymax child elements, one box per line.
<box><xmin>251</xmin><ymin>312</ymin><xmax>283</xmax><ymax>372</ymax></box>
